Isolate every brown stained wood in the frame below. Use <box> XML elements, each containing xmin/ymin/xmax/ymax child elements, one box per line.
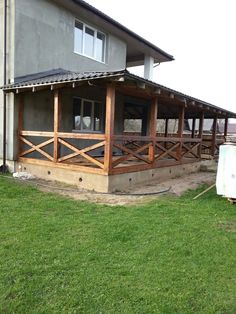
<box><xmin>148</xmin><ymin>97</ymin><xmax>158</xmax><ymax>162</ymax></box>
<box><xmin>211</xmin><ymin>117</ymin><xmax>217</xmax><ymax>157</ymax></box>
<box><xmin>58</xmin><ymin>138</ymin><xmax>104</xmax><ymax>168</ymax></box>
<box><xmin>20</xmin><ymin>136</ymin><xmax>54</xmax><ymax>161</ymax></box>
<box><xmin>181</xmin><ymin>142</ymin><xmax>200</xmax><ymax>158</ymax></box>
<box><xmin>178</xmin><ymin>106</ymin><xmax>185</xmax><ymax>137</ymax></box>
<box><xmin>191</xmin><ymin>118</ymin><xmax>196</xmax><ymax>138</ymax></box>
<box><xmin>53</xmin><ymin>89</ymin><xmax>61</xmax><ymax>162</ymax></box>
<box><xmin>177</xmin><ymin>106</ymin><xmax>185</xmax><ymax>160</ymax></box>
<box><xmin>18</xmin><ymin>157</ymin><xmax>104</xmax><ymax>175</ymax></box>
<box><xmin>58</xmin><ymin>132</ymin><xmax>106</xmax><ymax>140</ymax></box>
<box><xmin>198</xmin><ymin>112</ymin><xmax>204</xmax><ymax>156</ymax></box>
<box><xmin>112</xmin><ymin>143</ymin><xmax>152</xmax><ymax>167</ymax></box>
<box><xmin>104</xmin><ymin>84</ymin><xmax>115</xmax><ymax>174</ymax></box>
<box><xmin>20</xmin><ymin>138</ymin><xmax>54</xmax><ymax>157</ymax></box>
<box><xmin>18</xmin><ymin>94</ymin><xmax>24</xmax><ymax>158</ymax></box>
<box><xmin>155</xmin><ymin>142</ymin><xmax>180</xmax><ymax>161</ymax></box>
<box><xmin>224</xmin><ymin>118</ymin><xmax>228</xmax><ymax>137</ymax></box>
<box><xmin>114</xmin><ymin>135</ymin><xmax>152</xmax><ymax>141</ymax></box>
<box><xmin>57</xmin><ymin>140</ymin><xmax>105</xmax><ymax>164</ymax></box>
<box><xmin>111</xmin><ymin>163</ymin><xmax>154</xmax><ymax>174</ymax></box>
<box><xmin>165</xmin><ymin>119</ymin><xmax>169</xmax><ymax>137</ymax></box>
<box><xmin>20</xmin><ymin>131</ymin><xmax>54</xmax><ymax>137</ymax></box>
<box><xmin>116</xmin><ymin>86</ymin><xmax>152</xmax><ymax>100</ymax></box>
<box><xmin>198</xmin><ymin>112</ymin><xmax>204</xmax><ymax>139</ymax></box>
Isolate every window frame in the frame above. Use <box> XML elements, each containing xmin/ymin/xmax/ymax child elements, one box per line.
<box><xmin>74</xmin><ymin>19</ymin><xmax>106</xmax><ymax>63</ymax></box>
<box><xmin>73</xmin><ymin>97</ymin><xmax>105</xmax><ymax>133</ymax></box>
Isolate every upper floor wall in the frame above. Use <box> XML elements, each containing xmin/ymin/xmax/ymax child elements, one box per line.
<box><xmin>14</xmin><ymin>0</ymin><xmax>127</xmax><ymax>78</ymax></box>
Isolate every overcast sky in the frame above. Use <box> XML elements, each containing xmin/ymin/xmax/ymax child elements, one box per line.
<box><xmin>86</xmin><ymin>0</ymin><xmax>236</xmax><ymax>114</ymax></box>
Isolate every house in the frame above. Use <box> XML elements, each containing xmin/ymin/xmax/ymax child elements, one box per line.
<box><xmin>1</xmin><ymin>0</ymin><xmax>236</xmax><ymax>192</ymax></box>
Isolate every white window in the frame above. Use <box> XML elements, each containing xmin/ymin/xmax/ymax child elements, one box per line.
<box><xmin>73</xmin><ymin>98</ymin><xmax>104</xmax><ymax>132</ymax></box>
<box><xmin>74</xmin><ymin>20</ymin><xmax>106</xmax><ymax>63</ymax></box>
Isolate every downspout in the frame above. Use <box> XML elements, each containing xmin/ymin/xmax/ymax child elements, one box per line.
<box><xmin>1</xmin><ymin>0</ymin><xmax>8</xmax><ymax>173</ymax></box>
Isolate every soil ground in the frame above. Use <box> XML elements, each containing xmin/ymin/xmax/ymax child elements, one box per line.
<box><xmin>27</xmin><ymin>170</ymin><xmax>216</xmax><ymax>206</ymax></box>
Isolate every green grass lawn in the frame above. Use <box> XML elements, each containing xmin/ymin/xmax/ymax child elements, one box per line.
<box><xmin>0</xmin><ymin>176</ymin><xmax>235</xmax><ymax>314</ymax></box>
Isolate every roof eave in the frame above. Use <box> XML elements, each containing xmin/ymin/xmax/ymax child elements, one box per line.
<box><xmin>71</xmin><ymin>0</ymin><xmax>174</xmax><ymax>62</ymax></box>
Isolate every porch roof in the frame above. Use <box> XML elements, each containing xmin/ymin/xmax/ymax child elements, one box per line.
<box><xmin>2</xmin><ymin>68</ymin><xmax>236</xmax><ymax>119</ymax></box>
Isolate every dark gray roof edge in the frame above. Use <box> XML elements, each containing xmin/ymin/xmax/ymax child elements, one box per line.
<box><xmin>15</xmin><ymin>68</ymin><xmax>71</xmax><ymax>84</ymax></box>
<box><xmin>1</xmin><ymin>69</ymin><xmax>126</xmax><ymax>89</ymax></box>
<box><xmin>2</xmin><ymin>69</ymin><xmax>236</xmax><ymax>117</ymax></box>
<box><xmin>73</xmin><ymin>0</ymin><xmax>174</xmax><ymax>61</ymax></box>
<box><xmin>124</xmin><ymin>71</ymin><xmax>236</xmax><ymax>117</ymax></box>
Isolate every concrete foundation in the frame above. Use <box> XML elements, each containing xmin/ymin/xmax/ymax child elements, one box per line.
<box><xmin>16</xmin><ymin>159</ymin><xmax>216</xmax><ymax>193</ymax></box>
<box><xmin>0</xmin><ymin>158</ymin><xmax>16</xmax><ymax>172</ymax></box>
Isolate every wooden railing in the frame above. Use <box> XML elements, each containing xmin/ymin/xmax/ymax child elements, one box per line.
<box><xmin>201</xmin><ymin>135</ymin><xmax>224</xmax><ymax>157</ymax></box>
<box><xmin>19</xmin><ymin>131</ymin><xmax>202</xmax><ymax>174</ymax></box>
<box><xmin>19</xmin><ymin>131</ymin><xmax>106</xmax><ymax>173</ymax></box>
<box><xmin>111</xmin><ymin>135</ymin><xmax>201</xmax><ymax>172</ymax></box>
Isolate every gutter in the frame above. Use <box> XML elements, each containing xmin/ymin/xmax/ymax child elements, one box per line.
<box><xmin>0</xmin><ymin>0</ymin><xmax>8</xmax><ymax>173</ymax></box>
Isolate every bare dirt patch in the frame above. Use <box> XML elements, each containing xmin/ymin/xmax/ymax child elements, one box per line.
<box><xmin>30</xmin><ymin>171</ymin><xmax>216</xmax><ymax>206</ymax></box>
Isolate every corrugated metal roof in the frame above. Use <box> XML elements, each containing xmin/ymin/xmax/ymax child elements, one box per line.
<box><xmin>7</xmin><ymin>68</ymin><xmax>124</xmax><ymax>89</ymax></box>
<box><xmin>2</xmin><ymin>68</ymin><xmax>236</xmax><ymax>118</ymax></box>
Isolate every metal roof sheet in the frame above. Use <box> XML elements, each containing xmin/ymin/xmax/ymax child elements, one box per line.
<box><xmin>2</xmin><ymin>68</ymin><xmax>236</xmax><ymax>118</ymax></box>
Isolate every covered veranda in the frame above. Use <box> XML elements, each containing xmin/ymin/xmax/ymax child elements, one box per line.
<box><xmin>3</xmin><ymin>69</ymin><xmax>236</xmax><ymax>191</ymax></box>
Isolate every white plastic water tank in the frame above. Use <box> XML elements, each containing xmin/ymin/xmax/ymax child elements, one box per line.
<box><xmin>216</xmin><ymin>142</ymin><xmax>236</xmax><ymax>198</ymax></box>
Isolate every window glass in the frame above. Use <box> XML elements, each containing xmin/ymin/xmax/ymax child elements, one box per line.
<box><xmin>94</xmin><ymin>102</ymin><xmax>102</xmax><ymax>131</ymax></box>
<box><xmin>74</xmin><ymin>21</ymin><xmax>83</xmax><ymax>54</ymax></box>
<box><xmin>73</xmin><ymin>98</ymin><xmax>104</xmax><ymax>132</ymax></box>
<box><xmin>74</xmin><ymin>20</ymin><xmax>105</xmax><ymax>62</ymax></box>
<box><xmin>84</xmin><ymin>27</ymin><xmax>94</xmax><ymax>58</ymax></box>
<box><xmin>73</xmin><ymin>98</ymin><xmax>82</xmax><ymax>130</ymax></box>
<box><xmin>82</xmin><ymin>101</ymin><xmax>92</xmax><ymax>130</ymax></box>
<box><xmin>96</xmin><ymin>32</ymin><xmax>105</xmax><ymax>62</ymax></box>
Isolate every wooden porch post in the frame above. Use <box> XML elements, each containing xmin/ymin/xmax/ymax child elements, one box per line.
<box><xmin>211</xmin><ymin>116</ymin><xmax>217</xmax><ymax>157</ymax></box>
<box><xmin>165</xmin><ymin>118</ymin><xmax>169</xmax><ymax>137</ymax></box>
<box><xmin>177</xmin><ymin>105</ymin><xmax>185</xmax><ymax>160</ymax></box>
<box><xmin>18</xmin><ymin>94</ymin><xmax>24</xmax><ymax>158</ymax></box>
<box><xmin>53</xmin><ymin>89</ymin><xmax>61</xmax><ymax>162</ymax></box>
<box><xmin>104</xmin><ymin>84</ymin><xmax>115</xmax><ymax>174</ymax></box>
<box><xmin>198</xmin><ymin>112</ymin><xmax>204</xmax><ymax>157</ymax></box>
<box><xmin>148</xmin><ymin>96</ymin><xmax>158</xmax><ymax>162</ymax></box>
<box><xmin>191</xmin><ymin>118</ymin><xmax>196</xmax><ymax>138</ymax></box>
<box><xmin>224</xmin><ymin>117</ymin><xmax>228</xmax><ymax>138</ymax></box>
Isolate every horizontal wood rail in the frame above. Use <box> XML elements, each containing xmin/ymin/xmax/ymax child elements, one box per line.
<box><xmin>18</xmin><ymin>131</ymin><xmax>208</xmax><ymax>174</ymax></box>
<box><xmin>20</xmin><ymin>131</ymin><xmax>105</xmax><ymax>140</ymax></box>
<box><xmin>19</xmin><ymin>131</ymin><xmax>106</xmax><ymax>169</ymax></box>
<box><xmin>111</xmin><ymin>136</ymin><xmax>201</xmax><ymax>170</ymax></box>
<box><xmin>202</xmin><ymin>135</ymin><xmax>224</xmax><ymax>157</ymax></box>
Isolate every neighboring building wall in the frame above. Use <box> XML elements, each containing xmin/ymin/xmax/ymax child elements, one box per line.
<box><xmin>14</xmin><ymin>0</ymin><xmax>127</xmax><ymax>78</ymax></box>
